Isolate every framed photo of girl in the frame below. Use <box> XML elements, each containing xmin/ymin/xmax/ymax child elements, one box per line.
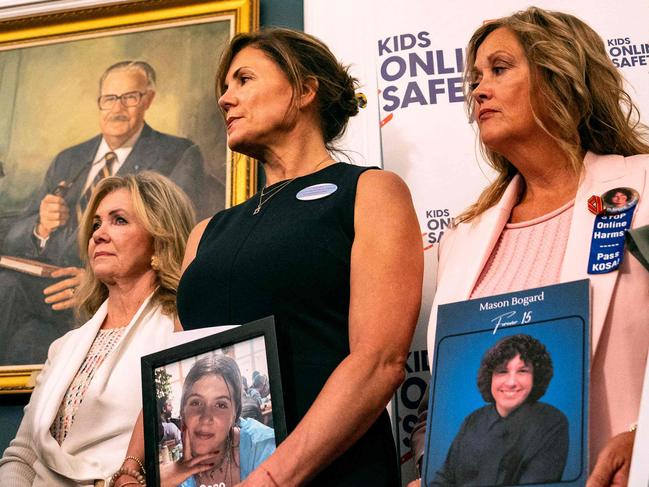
<box><xmin>0</xmin><ymin>0</ymin><xmax>258</xmax><ymax>391</ymax></box>
<box><xmin>141</xmin><ymin>316</ymin><xmax>287</xmax><ymax>487</ymax></box>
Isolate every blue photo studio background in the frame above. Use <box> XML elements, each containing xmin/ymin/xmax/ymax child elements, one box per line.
<box><xmin>425</xmin><ymin>318</ymin><xmax>587</xmax><ymax>484</ymax></box>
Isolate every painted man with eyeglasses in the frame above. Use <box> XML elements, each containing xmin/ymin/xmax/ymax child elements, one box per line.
<box><xmin>0</xmin><ymin>60</ymin><xmax>213</xmax><ymax>365</ymax></box>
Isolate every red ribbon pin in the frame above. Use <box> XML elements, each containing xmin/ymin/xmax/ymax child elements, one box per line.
<box><xmin>587</xmin><ymin>195</ymin><xmax>605</xmax><ymax>215</ymax></box>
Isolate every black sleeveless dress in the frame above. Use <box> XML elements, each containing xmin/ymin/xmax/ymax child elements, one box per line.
<box><xmin>177</xmin><ymin>163</ymin><xmax>399</xmax><ymax>486</ymax></box>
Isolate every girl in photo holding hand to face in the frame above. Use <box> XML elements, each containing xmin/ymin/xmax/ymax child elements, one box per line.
<box><xmin>161</xmin><ymin>356</ymin><xmax>275</xmax><ymax>487</ymax></box>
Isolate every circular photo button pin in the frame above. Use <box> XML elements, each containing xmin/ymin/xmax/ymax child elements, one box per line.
<box><xmin>601</xmin><ymin>187</ymin><xmax>639</xmax><ymax>214</ymax></box>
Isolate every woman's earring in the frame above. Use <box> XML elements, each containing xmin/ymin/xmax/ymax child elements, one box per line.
<box><xmin>151</xmin><ymin>255</ymin><xmax>160</xmax><ymax>271</ymax></box>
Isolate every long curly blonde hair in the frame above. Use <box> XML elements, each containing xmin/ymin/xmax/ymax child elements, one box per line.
<box><xmin>458</xmin><ymin>6</ymin><xmax>649</xmax><ymax>223</ymax></box>
<box><xmin>75</xmin><ymin>171</ymin><xmax>195</xmax><ymax>321</ymax></box>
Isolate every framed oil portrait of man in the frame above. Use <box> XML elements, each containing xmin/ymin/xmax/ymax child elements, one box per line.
<box><xmin>0</xmin><ymin>0</ymin><xmax>259</xmax><ymax>392</ymax></box>
<box><xmin>141</xmin><ymin>316</ymin><xmax>286</xmax><ymax>487</ymax></box>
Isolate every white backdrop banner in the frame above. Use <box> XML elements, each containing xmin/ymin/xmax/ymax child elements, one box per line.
<box><xmin>306</xmin><ymin>1</ymin><xmax>649</xmax><ymax>484</ymax></box>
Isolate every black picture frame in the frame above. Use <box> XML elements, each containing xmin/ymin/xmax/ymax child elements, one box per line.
<box><xmin>141</xmin><ymin>316</ymin><xmax>285</xmax><ymax>486</ymax></box>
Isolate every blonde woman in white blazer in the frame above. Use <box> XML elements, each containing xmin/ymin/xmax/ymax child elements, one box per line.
<box><xmin>0</xmin><ymin>171</ymin><xmax>194</xmax><ymax>486</ymax></box>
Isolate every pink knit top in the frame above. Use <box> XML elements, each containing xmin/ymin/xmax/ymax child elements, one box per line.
<box><xmin>471</xmin><ymin>200</ymin><xmax>575</xmax><ymax>299</ymax></box>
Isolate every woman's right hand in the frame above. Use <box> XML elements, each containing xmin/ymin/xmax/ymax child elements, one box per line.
<box><xmin>586</xmin><ymin>430</ymin><xmax>635</xmax><ymax>487</ymax></box>
<box><xmin>407</xmin><ymin>479</ymin><xmax>421</xmax><ymax>487</ymax></box>
<box><xmin>159</xmin><ymin>425</ymin><xmax>220</xmax><ymax>487</ymax></box>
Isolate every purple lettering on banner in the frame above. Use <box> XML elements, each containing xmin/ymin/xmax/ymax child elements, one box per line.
<box><xmin>455</xmin><ymin>47</ymin><xmax>465</xmax><ymax>72</ymax></box>
<box><xmin>378</xmin><ymin>31</ymin><xmax>434</xmax><ymax>56</ymax></box>
<box><xmin>376</xmin><ymin>36</ymin><xmax>468</xmax><ymax>112</ymax></box>
<box><xmin>381</xmin><ymin>55</ymin><xmax>407</xmax><ymax>81</ymax></box>
<box><xmin>447</xmin><ymin>77</ymin><xmax>464</xmax><ymax>103</ymax></box>
<box><xmin>378</xmin><ymin>37</ymin><xmax>392</xmax><ymax>56</ymax></box>
<box><xmin>382</xmin><ymin>85</ymin><xmax>400</xmax><ymax>112</ymax></box>
<box><xmin>417</xmin><ymin>31</ymin><xmax>431</xmax><ymax>48</ymax></box>
<box><xmin>619</xmin><ymin>56</ymin><xmax>648</xmax><ymax>67</ymax></box>
<box><xmin>426</xmin><ymin>209</ymin><xmax>449</xmax><ymax>218</ymax></box>
<box><xmin>436</xmin><ymin>50</ymin><xmax>453</xmax><ymax>74</ymax></box>
<box><xmin>621</xmin><ymin>44</ymin><xmax>649</xmax><ymax>55</ymax></box>
<box><xmin>607</xmin><ymin>37</ymin><xmax>630</xmax><ymax>46</ymax></box>
<box><xmin>426</xmin><ymin>209</ymin><xmax>451</xmax><ymax>244</ymax></box>
<box><xmin>409</xmin><ymin>51</ymin><xmax>435</xmax><ymax>76</ymax></box>
<box><xmin>400</xmin><ymin>375</ymin><xmax>427</xmax><ymax>409</ymax></box>
<box><xmin>606</xmin><ymin>37</ymin><xmax>649</xmax><ymax>69</ymax></box>
<box><xmin>400</xmin><ymin>33</ymin><xmax>417</xmax><ymax>50</ymax></box>
<box><xmin>402</xmin><ymin>81</ymin><xmax>427</xmax><ymax>108</ymax></box>
<box><xmin>427</xmin><ymin>78</ymin><xmax>445</xmax><ymax>104</ymax></box>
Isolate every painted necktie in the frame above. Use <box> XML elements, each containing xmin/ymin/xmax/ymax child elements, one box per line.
<box><xmin>76</xmin><ymin>151</ymin><xmax>116</xmax><ymax>221</ymax></box>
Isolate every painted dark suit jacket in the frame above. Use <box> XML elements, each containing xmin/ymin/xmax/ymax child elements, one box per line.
<box><xmin>3</xmin><ymin>123</ymin><xmax>218</xmax><ymax>267</ymax></box>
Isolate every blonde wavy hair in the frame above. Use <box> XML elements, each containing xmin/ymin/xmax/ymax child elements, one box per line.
<box><xmin>458</xmin><ymin>6</ymin><xmax>649</xmax><ymax>223</ymax></box>
<box><xmin>75</xmin><ymin>171</ymin><xmax>195</xmax><ymax>321</ymax></box>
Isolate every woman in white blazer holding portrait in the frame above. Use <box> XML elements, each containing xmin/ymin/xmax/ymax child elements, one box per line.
<box><xmin>414</xmin><ymin>7</ymin><xmax>649</xmax><ymax>487</ymax></box>
<box><xmin>0</xmin><ymin>172</ymin><xmax>194</xmax><ymax>486</ymax></box>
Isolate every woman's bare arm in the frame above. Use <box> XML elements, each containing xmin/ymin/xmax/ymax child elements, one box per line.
<box><xmin>237</xmin><ymin>170</ymin><xmax>423</xmax><ymax>486</ymax></box>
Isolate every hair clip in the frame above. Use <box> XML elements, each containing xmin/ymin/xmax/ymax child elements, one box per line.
<box><xmin>355</xmin><ymin>92</ymin><xmax>367</xmax><ymax>109</ymax></box>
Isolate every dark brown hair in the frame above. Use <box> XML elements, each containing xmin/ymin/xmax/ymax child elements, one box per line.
<box><xmin>180</xmin><ymin>354</ymin><xmax>243</xmax><ymax>424</ymax></box>
<box><xmin>603</xmin><ymin>187</ymin><xmax>634</xmax><ymax>206</ymax></box>
<box><xmin>477</xmin><ymin>334</ymin><xmax>553</xmax><ymax>404</ymax></box>
<box><xmin>216</xmin><ymin>27</ymin><xmax>359</xmax><ymax>149</ymax></box>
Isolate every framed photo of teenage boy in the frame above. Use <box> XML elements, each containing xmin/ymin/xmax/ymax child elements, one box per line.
<box><xmin>422</xmin><ymin>281</ymin><xmax>590</xmax><ymax>487</ymax></box>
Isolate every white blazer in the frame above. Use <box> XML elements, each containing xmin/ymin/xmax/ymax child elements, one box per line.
<box><xmin>0</xmin><ymin>295</ymin><xmax>174</xmax><ymax>486</ymax></box>
<box><xmin>427</xmin><ymin>152</ymin><xmax>649</xmax><ymax>463</ymax></box>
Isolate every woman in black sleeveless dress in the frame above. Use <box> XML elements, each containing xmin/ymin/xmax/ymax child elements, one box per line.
<box><xmin>177</xmin><ymin>29</ymin><xmax>423</xmax><ymax>487</ymax></box>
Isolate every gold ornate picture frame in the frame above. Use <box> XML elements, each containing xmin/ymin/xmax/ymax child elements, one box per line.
<box><xmin>0</xmin><ymin>0</ymin><xmax>259</xmax><ymax>393</ymax></box>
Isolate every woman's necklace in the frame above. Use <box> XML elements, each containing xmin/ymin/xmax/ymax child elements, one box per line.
<box><xmin>252</xmin><ymin>155</ymin><xmax>334</xmax><ymax>215</ymax></box>
<box><xmin>198</xmin><ymin>452</ymin><xmax>230</xmax><ymax>487</ymax></box>
<box><xmin>253</xmin><ymin>177</ymin><xmax>295</xmax><ymax>215</ymax></box>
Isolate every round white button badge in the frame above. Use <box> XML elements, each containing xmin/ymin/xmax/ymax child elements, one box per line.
<box><xmin>296</xmin><ymin>183</ymin><xmax>338</xmax><ymax>201</ymax></box>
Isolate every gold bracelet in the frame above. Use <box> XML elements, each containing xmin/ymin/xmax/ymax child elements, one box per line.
<box><xmin>124</xmin><ymin>455</ymin><xmax>146</xmax><ymax>475</ymax></box>
<box><xmin>110</xmin><ymin>468</ymin><xmax>146</xmax><ymax>487</ymax></box>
